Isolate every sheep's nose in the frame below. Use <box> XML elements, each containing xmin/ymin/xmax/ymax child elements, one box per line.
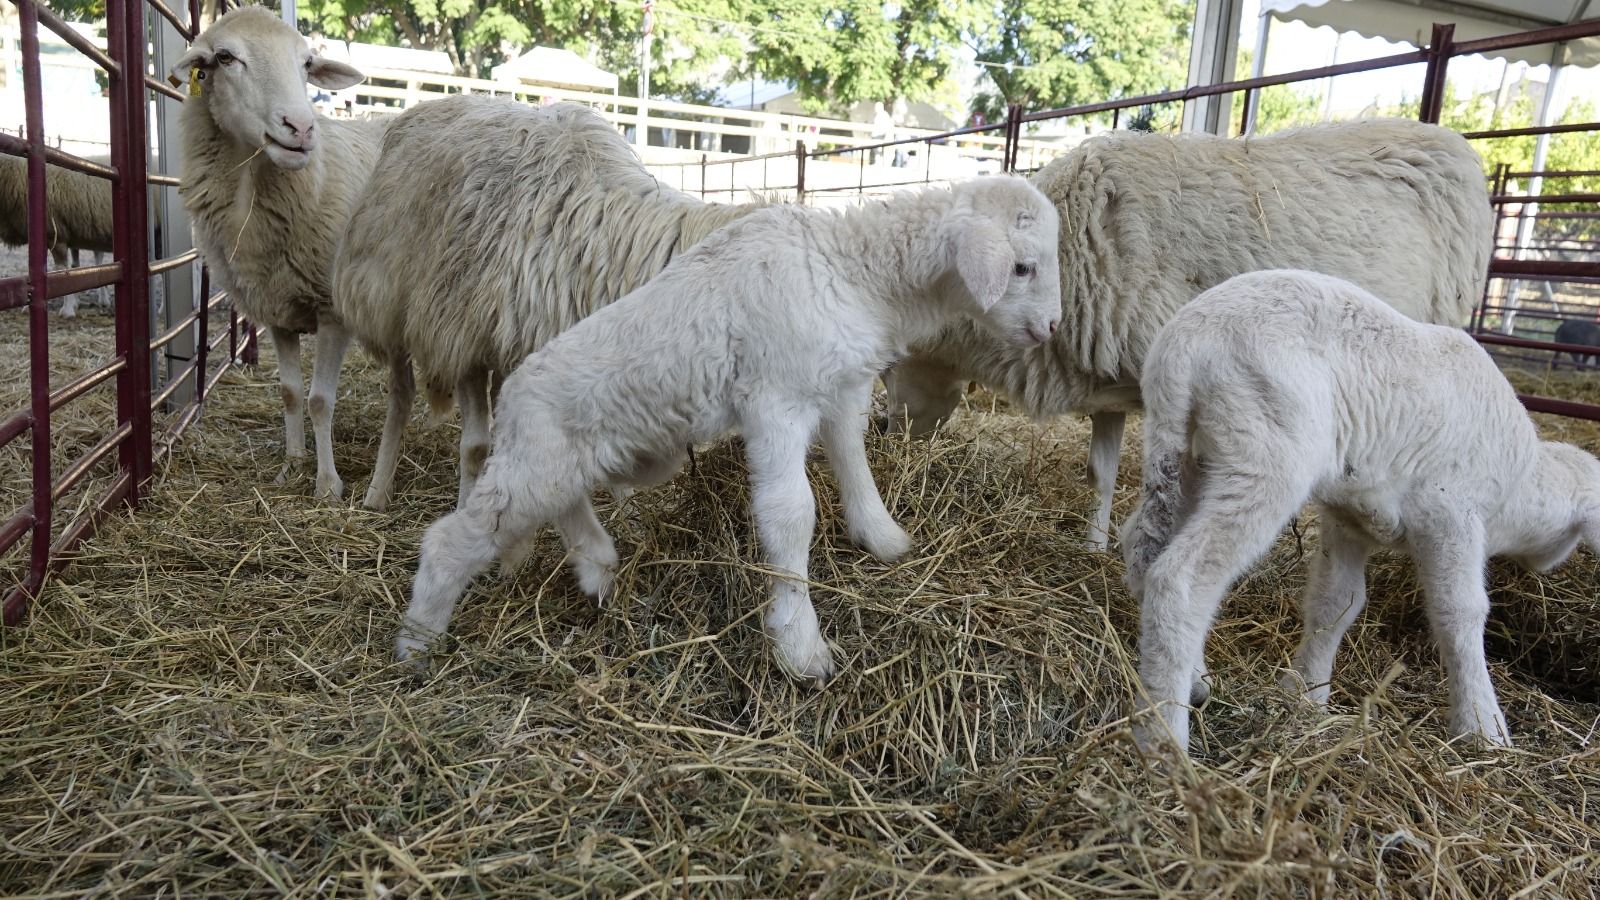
<box><xmin>280</xmin><ymin>112</ymin><xmax>314</xmax><ymax>139</ymax></box>
<box><xmin>1048</xmin><ymin>320</ymin><xmax>1058</xmax><ymax>335</ymax></box>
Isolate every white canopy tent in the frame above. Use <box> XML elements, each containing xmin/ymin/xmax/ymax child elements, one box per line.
<box><xmin>492</xmin><ymin>47</ymin><xmax>620</xmax><ymax>95</ymax></box>
<box><xmin>1251</xmin><ymin>0</ymin><xmax>1598</xmax><ymax>332</ymax></box>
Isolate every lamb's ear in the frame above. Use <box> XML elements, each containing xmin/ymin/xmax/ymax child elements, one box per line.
<box><xmin>956</xmin><ymin>219</ymin><xmax>1010</xmax><ymax>311</ymax></box>
<box><xmin>308</xmin><ymin>56</ymin><xmax>364</xmax><ymax>90</ymax></box>
<box><xmin>168</xmin><ymin>46</ymin><xmax>210</xmax><ymax>87</ymax></box>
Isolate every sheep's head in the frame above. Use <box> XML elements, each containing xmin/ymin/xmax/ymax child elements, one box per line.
<box><xmin>1514</xmin><ymin>441</ymin><xmax>1600</xmax><ymax>572</ymax></box>
<box><xmin>947</xmin><ymin>176</ymin><xmax>1061</xmax><ymax>349</ymax></box>
<box><xmin>169</xmin><ymin>6</ymin><xmax>363</xmax><ymax>170</ymax></box>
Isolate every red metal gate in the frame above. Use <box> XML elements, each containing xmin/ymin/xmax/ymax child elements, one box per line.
<box><xmin>0</xmin><ymin>0</ymin><xmax>255</xmax><ymax>624</ymax></box>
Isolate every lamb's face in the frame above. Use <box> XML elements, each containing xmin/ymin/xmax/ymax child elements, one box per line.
<box><xmin>170</xmin><ymin>7</ymin><xmax>363</xmax><ymax>170</ymax></box>
<box><xmin>950</xmin><ymin>177</ymin><xmax>1061</xmax><ymax>349</ymax></box>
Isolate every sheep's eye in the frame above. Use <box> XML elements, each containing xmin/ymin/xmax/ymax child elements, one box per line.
<box><xmin>304</xmin><ymin>58</ymin><xmax>313</xmax><ymax>70</ymax></box>
<box><xmin>214</xmin><ymin>49</ymin><xmax>235</xmax><ymax>65</ymax></box>
<box><xmin>1013</xmin><ymin>262</ymin><xmax>1034</xmax><ymax>277</ymax></box>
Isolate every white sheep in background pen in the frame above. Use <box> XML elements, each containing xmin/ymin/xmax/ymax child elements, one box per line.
<box><xmin>1121</xmin><ymin>269</ymin><xmax>1600</xmax><ymax>754</ymax></box>
<box><xmin>167</xmin><ymin>6</ymin><xmax>377</xmax><ymax>499</ymax></box>
<box><xmin>396</xmin><ymin>176</ymin><xmax>1062</xmax><ymax>682</ymax></box>
<box><xmin>0</xmin><ymin>153</ymin><xmax>113</xmax><ymax>316</ymax></box>
<box><xmin>881</xmin><ymin>119</ymin><xmax>1494</xmax><ymax>551</ymax></box>
<box><xmin>333</xmin><ymin>95</ymin><xmax>770</xmax><ymax>511</ymax></box>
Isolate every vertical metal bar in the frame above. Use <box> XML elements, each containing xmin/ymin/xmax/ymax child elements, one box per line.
<box><xmin>195</xmin><ymin>266</ymin><xmax>210</xmax><ymax>400</ymax></box>
<box><xmin>1418</xmin><ymin>23</ymin><xmax>1455</xmax><ymax>125</ymax></box>
<box><xmin>113</xmin><ymin>0</ymin><xmax>153</xmax><ymax>494</ymax></box>
<box><xmin>699</xmin><ymin>152</ymin><xmax>706</xmax><ymax>200</ymax></box>
<box><xmin>17</xmin><ymin>0</ymin><xmax>51</xmax><ymax>620</ymax></box>
<box><xmin>1238</xmin><ymin>88</ymin><xmax>1254</xmax><ymax>136</ymax></box>
<box><xmin>794</xmin><ymin>140</ymin><xmax>805</xmax><ymax>204</ymax></box>
<box><xmin>1112</xmin><ymin>108</ymin><xmax>1120</xmax><ymax>130</ymax></box>
<box><xmin>229</xmin><ymin>304</ymin><xmax>238</xmax><ymax>362</ymax></box>
<box><xmin>244</xmin><ymin>319</ymin><xmax>258</xmax><ymax>364</ymax></box>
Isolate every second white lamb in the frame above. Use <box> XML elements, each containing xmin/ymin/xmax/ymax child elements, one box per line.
<box><xmin>1121</xmin><ymin>269</ymin><xmax>1600</xmax><ymax>754</ymax></box>
<box><xmin>398</xmin><ymin>176</ymin><xmax>1062</xmax><ymax>682</ymax></box>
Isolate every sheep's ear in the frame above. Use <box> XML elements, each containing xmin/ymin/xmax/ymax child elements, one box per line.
<box><xmin>956</xmin><ymin>220</ymin><xmax>1010</xmax><ymax>311</ymax></box>
<box><xmin>168</xmin><ymin>46</ymin><xmax>210</xmax><ymax>86</ymax></box>
<box><xmin>308</xmin><ymin>56</ymin><xmax>364</xmax><ymax>90</ymax></box>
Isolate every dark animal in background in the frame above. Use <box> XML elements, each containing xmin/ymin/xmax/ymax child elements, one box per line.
<box><xmin>1554</xmin><ymin>318</ymin><xmax>1600</xmax><ymax>370</ymax></box>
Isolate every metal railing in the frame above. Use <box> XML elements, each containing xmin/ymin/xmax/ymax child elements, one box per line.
<box><xmin>0</xmin><ymin>0</ymin><xmax>255</xmax><ymax>623</ymax></box>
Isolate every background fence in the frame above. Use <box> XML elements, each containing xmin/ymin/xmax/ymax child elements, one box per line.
<box><xmin>2</xmin><ymin>8</ymin><xmax>1598</xmax><ymax>622</ymax></box>
<box><xmin>0</xmin><ymin>0</ymin><xmax>253</xmax><ymax>624</ymax></box>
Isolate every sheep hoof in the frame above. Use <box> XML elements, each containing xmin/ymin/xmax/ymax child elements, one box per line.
<box><xmin>853</xmin><ymin>520</ymin><xmax>912</xmax><ymax>563</ymax></box>
<box><xmin>315</xmin><ymin>473</ymin><xmax>345</xmax><ymax>501</ymax></box>
<box><xmin>394</xmin><ymin>634</ymin><xmax>433</xmax><ymax>675</ymax></box>
<box><xmin>1190</xmin><ymin>675</ymin><xmax>1213</xmax><ymax>706</ymax></box>
<box><xmin>775</xmin><ymin>638</ymin><xmax>837</xmax><ymax>687</ymax></box>
<box><xmin>1082</xmin><ymin>534</ymin><xmax>1110</xmax><ymax>553</ymax></box>
<box><xmin>362</xmin><ymin>487</ymin><xmax>390</xmax><ymax>513</ymax></box>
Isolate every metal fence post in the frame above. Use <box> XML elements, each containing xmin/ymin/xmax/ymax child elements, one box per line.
<box><xmin>115</xmin><ymin>0</ymin><xmax>154</xmax><ymax>494</ymax></box>
<box><xmin>1003</xmin><ymin>103</ymin><xmax>1022</xmax><ymax>172</ymax></box>
<box><xmin>17</xmin><ymin>0</ymin><xmax>51</xmax><ymax>621</ymax></box>
<box><xmin>795</xmin><ymin>140</ymin><xmax>805</xmax><ymax>203</ymax></box>
<box><xmin>1417</xmin><ymin>22</ymin><xmax>1455</xmax><ymax>125</ymax></box>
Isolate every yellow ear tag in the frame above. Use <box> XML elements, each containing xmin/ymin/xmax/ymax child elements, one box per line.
<box><xmin>189</xmin><ymin>66</ymin><xmax>202</xmax><ymax>96</ymax></box>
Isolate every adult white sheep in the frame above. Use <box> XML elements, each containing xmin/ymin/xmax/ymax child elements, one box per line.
<box><xmin>168</xmin><ymin>6</ymin><xmax>376</xmax><ymax>499</ymax></box>
<box><xmin>1121</xmin><ymin>270</ymin><xmax>1600</xmax><ymax>754</ymax></box>
<box><xmin>396</xmin><ymin>176</ymin><xmax>1062</xmax><ymax>682</ymax></box>
<box><xmin>882</xmin><ymin>119</ymin><xmax>1493</xmax><ymax>551</ymax></box>
<box><xmin>0</xmin><ymin>152</ymin><xmax>113</xmax><ymax>315</ymax></box>
<box><xmin>333</xmin><ymin>95</ymin><xmax>770</xmax><ymax>511</ymax></box>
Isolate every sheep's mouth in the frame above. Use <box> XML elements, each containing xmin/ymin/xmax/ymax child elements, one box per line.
<box><xmin>263</xmin><ymin>134</ymin><xmax>310</xmax><ymax>158</ymax></box>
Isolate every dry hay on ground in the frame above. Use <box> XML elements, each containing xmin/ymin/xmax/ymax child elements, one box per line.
<box><xmin>1</xmin><ymin>349</ymin><xmax>1599</xmax><ymax>896</ymax></box>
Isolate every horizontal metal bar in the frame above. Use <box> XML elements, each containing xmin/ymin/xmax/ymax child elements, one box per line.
<box><xmin>151</xmin><ymin>308</ymin><xmax>201</xmax><ymax>354</ymax></box>
<box><xmin>34</xmin><ymin>2</ymin><xmax>119</xmax><ymax>74</ymax></box>
<box><xmin>45</xmin><ymin>261</ymin><xmax>120</xmax><ymax>298</ymax></box>
<box><xmin>1453</xmin><ymin>19</ymin><xmax>1600</xmax><ymax>57</ymax></box>
<box><xmin>147</xmin><ymin>172</ymin><xmax>181</xmax><ymax>187</ymax></box>
<box><xmin>1518</xmin><ymin>394</ymin><xmax>1600</xmax><ymax>421</ymax></box>
<box><xmin>1465</xmin><ymin>122</ymin><xmax>1600</xmax><ymax>141</ymax></box>
<box><xmin>1490</xmin><ymin>192</ymin><xmax>1600</xmax><ymax>205</ymax></box>
<box><xmin>46</xmin><ymin>472</ymin><xmax>131</xmax><ymax>564</ymax></box>
<box><xmin>0</xmin><ymin>134</ymin><xmax>118</xmax><ymax>180</ymax></box>
<box><xmin>0</xmin><ymin>508</ymin><xmax>32</xmax><ymax>562</ymax></box>
<box><xmin>0</xmin><ymin>276</ymin><xmax>26</xmax><ymax>311</ymax></box>
<box><xmin>1023</xmin><ymin>48</ymin><xmax>1429</xmax><ymax>124</ymax></box>
<box><xmin>1473</xmin><ymin>333</ymin><xmax>1600</xmax><ymax>356</ymax></box>
<box><xmin>807</xmin><ymin>122</ymin><xmax>1010</xmax><ymax>160</ymax></box>
<box><xmin>145</xmin><ymin>0</ymin><xmax>196</xmax><ymax>41</ymax></box>
<box><xmin>146</xmin><ymin>76</ymin><xmax>186</xmax><ymax>102</ymax></box>
<box><xmin>51</xmin><ymin>421</ymin><xmax>132</xmax><ymax>504</ymax></box>
<box><xmin>1488</xmin><ymin>259</ymin><xmax>1600</xmax><ymax>278</ymax></box>
<box><xmin>49</xmin><ymin>357</ymin><xmax>126</xmax><ymax>415</ymax></box>
<box><xmin>149</xmin><ymin>249</ymin><xmax>199</xmax><ymax>276</ymax></box>
<box><xmin>1505</xmin><ymin>170</ymin><xmax>1600</xmax><ymax>180</ymax></box>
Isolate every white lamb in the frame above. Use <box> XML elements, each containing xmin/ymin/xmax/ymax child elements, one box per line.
<box><xmin>881</xmin><ymin>119</ymin><xmax>1493</xmax><ymax>550</ymax></box>
<box><xmin>168</xmin><ymin>6</ymin><xmax>379</xmax><ymax>499</ymax></box>
<box><xmin>0</xmin><ymin>152</ymin><xmax>113</xmax><ymax>315</ymax></box>
<box><xmin>1121</xmin><ymin>269</ymin><xmax>1600</xmax><ymax>754</ymax></box>
<box><xmin>333</xmin><ymin>95</ymin><xmax>767</xmax><ymax>511</ymax></box>
<box><xmin>396</xmin><ymin>176</ymin><xmax>1063</xmax><ymax>682</ymax></box>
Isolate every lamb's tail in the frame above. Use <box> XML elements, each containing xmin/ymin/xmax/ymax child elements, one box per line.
<box><xmin>1121</xmin><ymin>360</ymin><xmax>1198</xmax><ymax>595</ymax></box>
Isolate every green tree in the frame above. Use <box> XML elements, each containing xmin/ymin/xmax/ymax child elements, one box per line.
<box><xmin>968</xmin><ymin>0</ymin><xmax>1189</xmax><ymax>124</ymax></box>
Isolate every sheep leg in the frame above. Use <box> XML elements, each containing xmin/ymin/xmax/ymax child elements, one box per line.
<box><xmin>821</xmin><ymin>388</ymin><xmax>910</xmax><ymax>563</ymax></box>
<box><xmin>879</xmin><ymin>355</ymin><xmax>964</xmax><ymax>436</ymax></box>
<box><xmin>1412</xmin><ymin>512</ymin><xmax>1511</xmax><ymax>747</ymax></box>
<box><xmin>456</xmin><ymin>369</ymin><xmax>492</xmax><ymax>508</ymax></box>
<box><xmin>93</xmin><ymin>251</ymin><xmax>109</xmax><ymax>311</ymax></box>
<box><xmin>308</xmin><ymin>319</ymin><xmax>352</xmax><ymax>501</ymax></box>
<box><xmin>553</xmin><ymin>499</ymin><xmax>619</xmax><ymax>605</ymax></box>
<box><xmin>363</xmin><ymin>354</ymin><xmax>415</xmax><ymax>512</ymax></box>
<box><xmin>1133</xmin><ymin>465</ymin><xmax>1314</xmax><ymax>753</ymax></box>
<box><xmin>1084</xmin><ymin>410</ymin><xmax>1127</xmax><ymax>552</ymax></box>
<box><xmin>745</xmin><ymin>410</ymin><xmax>835</xmax><ymax>685</ymax></box>
<box><xmin>397</xmin><ymin>455</ymin><xmax>565</xmax><ymax>665</ymax></box>
<box><xmin>1283</xmin><ymin>515</ymin><xmax>1373</xmax><ymax>704</ymax></box>
<box><xmin>51</xmin><ymin>245</ymin><xmax>78</xmax><ymax>317</ymax></box>
<box><xmin>269</xmin><ymin>327</ymin><xmax>307</xmax><ymax>480</ymax></box>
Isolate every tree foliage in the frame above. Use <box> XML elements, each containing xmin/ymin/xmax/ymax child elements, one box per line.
<box><xmin>968</xmin><ymin>0</ymin><xmax>1189</xmax><ymax>123</ymax></box>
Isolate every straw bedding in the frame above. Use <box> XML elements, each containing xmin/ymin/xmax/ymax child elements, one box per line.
<box><xmin>1</xmin><ymin>344</ymin><xmax>1598</xmax><ymax>896</ymax></box>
